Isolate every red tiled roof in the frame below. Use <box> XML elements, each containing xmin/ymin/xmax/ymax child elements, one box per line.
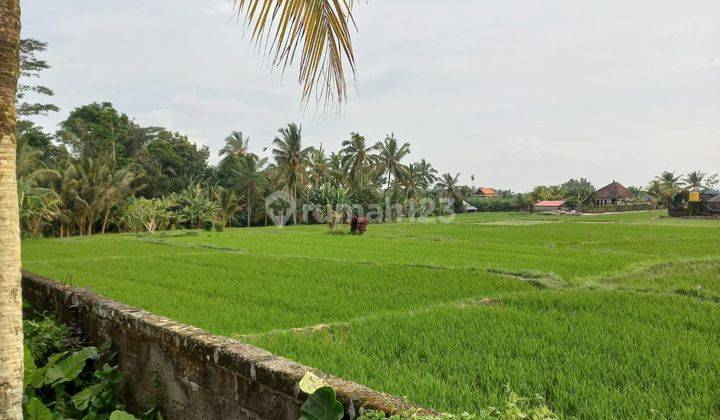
<box><xmin>475</xmin><ymin>187</ymin><xmax>496</xmax><ymax>196</ymax></box>
<box><xmin>595</xmin><ymin>181</ymin><xmax>634</xmax><ymax>200</ymax></box>
<box><xmin>535</xmin><ymin>200</ymin><xmax>566</xmax><ymax>207</ymax></box>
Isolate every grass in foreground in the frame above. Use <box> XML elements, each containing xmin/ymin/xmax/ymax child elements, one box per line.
<box><xmin>248</xmin><ymin>290</ymin><xmax>720</xmax><ymax>418</ymax></box>
<box><xmin>21</xmin><ymin>211</ymin><xmax>720</xmax><ymax>418</ymax></box>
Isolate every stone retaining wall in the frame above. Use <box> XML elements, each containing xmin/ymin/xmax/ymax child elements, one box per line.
<box><xmin>22</xmin><ymin>271</ymin><xmax>428</xmax><ymax>419</ymax></box>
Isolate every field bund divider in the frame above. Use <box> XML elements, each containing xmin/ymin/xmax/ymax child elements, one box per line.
<box><xmin>22</xmin><ymin>270</ymin><xmax>431</xmax><ymax>420</ymax></box>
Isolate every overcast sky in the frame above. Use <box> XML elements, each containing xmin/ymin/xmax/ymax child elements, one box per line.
<box><xmin>21</xmin><ymin>0</ymin><xmax>720</xmax><ymax>191</ymax></box>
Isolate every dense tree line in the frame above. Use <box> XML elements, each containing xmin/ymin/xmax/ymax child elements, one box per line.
<box><xmin>20</xmin><ymin>104</ymin><xmax>717</xmax><ymax>236</ymax></box>
<box><xmin>13</xmin><ymin>39</ymin><xmax>457</xmax><ymax>236</ymax></box>
<box><xmin>525</xmin><ymin>171</ymin><xmax>717</xmax><ymax>211</ymax></box>
<box><xmin>645</xmin><ymin>170</ymin><xmax>718</xmax><ymax>209</ymax></box>
<box><xmin>18</xmin><ymin>107</ymin><xmax>474</xmax><ymax>236</ymax></box>
<box><xmin>16</xmin><ymin>40</ymin><xmax>719</xmax><ymax>238</ymax></box>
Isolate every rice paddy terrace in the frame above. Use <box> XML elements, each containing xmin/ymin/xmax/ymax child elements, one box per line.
<box><xmin>22</xmin><ymin>211</ymin><xmax>720</xmax><ymax>418</ymax></box>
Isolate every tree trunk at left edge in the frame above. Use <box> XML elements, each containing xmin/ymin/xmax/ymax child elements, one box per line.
<box><xmin>0</xmin><ymin>0</ymin><xmax>24</xmax><ymax>418</ymax></box>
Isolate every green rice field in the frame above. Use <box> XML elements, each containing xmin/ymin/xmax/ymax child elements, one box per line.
<box><xmin>21</xmin><ymin>211</ymin><xmax>720</xmax><ymax>418</ymax></box>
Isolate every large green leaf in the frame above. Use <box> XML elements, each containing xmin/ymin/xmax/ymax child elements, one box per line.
<box><xmin>46</xmin><ymin>351</ymin><xmax>68</xmax><ymax>366</ymax></box>
<box><xmin>72</xmin><ymin>382</ymin><xmax>106</xmax><ymax>410</ymax></box>
<box><xmin>299</xmin><ymin>386</ymin><xmax>344</xmax><ymax>420</ymax></box>
<box><xmin>25</xmin><ymin>350</ymin><xmax>67</xmax><ymax>389</ymax></box>
<box><xmin>109</xmin><ymin>410</ymin><xmax>138</xmax><ymax>420</ymax></box>
<box><xmin>24</xmin><ymin>397</ymin><xmax>53</xmax><ymax>420</ymax></box>
<box><xmin>24</xmin><ymin>346</ymin><xmax>37</xmax><ymax>371</ymax></box>
<box><xmin>44</xmin><ymin>346</ymin><xmax>99</xmax><ymax>385</ymax></box>
<box><xmin>23</xmin><ymin>346</ymin><xmax>44</xmax><ymax>388</ymax></box>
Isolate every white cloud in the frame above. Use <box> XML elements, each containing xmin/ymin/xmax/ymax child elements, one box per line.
<box><xmin>21</xmin><ymin>0</ymin><xmax>720</xmax><ymax>191</ymax></box>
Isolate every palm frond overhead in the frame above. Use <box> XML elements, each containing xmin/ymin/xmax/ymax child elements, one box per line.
<box><xmin>233</xmin><ymin>0</ymin><xmax>357</xmax><ymax>108</ymax></box>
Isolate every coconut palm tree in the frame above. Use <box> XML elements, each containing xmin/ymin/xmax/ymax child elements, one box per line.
<box><xmin>655</xmin><ymin>171</ymin><xmax>684</xmax><ymax>208</ymax></box>
<box><xmin>309</xmin><ymin>145</ymin><xmax>329</xmax><ymax>188</ymax></box>
<box><xmin>436</xmin><ymin>173</ymin><xmax>461</xmax><ymax>201</ymax></box>
<box><xmin>327</xmin><ymin>152</ymin><xmax>345</xmax><ymax>189</ymax></box>
<box><xmin>213</xmin><ymin>186</ymin><xmax>242</xmax><ymax>228</ymax></box>
<box><xmin>340</xmin><ymin>132</ymin><xmax>375</xmax><ymax>188</ymax></box>
<box><xmin>0</xmin><ymin>1</ymin><xmax>23</xmax><ymax>416</ymax></box>
<box><xmin>233</xmin><ymin>0</ymin><xmax>357</xmax><ymax>106</ymax></box>
<box><xmin>683</xmin><ymin>170</ymin><xmax>717</xmax><ymax>192</ymax></box>
<box><xmin>233</xmin><ymin>154</ymin><xmax>269</xmax><ymax>227</ymax></box>
<box><xmin>657</xmin><ymin>171</ymin><xmax>684</xmax><ymax>189</ymax></box>
<box><xmin>76</xmin><ymin>159</ymin><xmax>113</xmax><ymax>235</ymax></box>
<box><xmin>219</xmin><ymin>131</ymin><xmax>249</xmax><ymax>159</ymax></box>
<box><xmin>17</xmin><ymin>180</ymin><xmax>59</xmax><ymax>237</ymax></box>
<box><xmin>399</xmin><ymin>163</ymin><xmax>423</xmax><ymax>202</ymax></box>
<box><xmin>414</xmin><ymin>159</ymin><xmax>437</xmax><ymax>189</ymax></box>
<box><xmin>0</xmin><ymin>0</ymin><xmax>358</xmax><ymax>414</ymax></box>
<box><xmin>99</xmin><ymin>167</ymin><xmax>138</xmax><ymax>234</ymax></box>
<box><xmin>16</xmin><ymin>138</ymin><xmax>60</xmax><ymax>237</ymax></box>
<box><xmin>54</xmin><ymin>164</ymin><xmax>81</xmax><ymax>237</ymax></box>
<box><xmin>684</xmin><ymin>171</ymin><xmax>706</xmax><ymax>191</ymax></box>
<box><xmin>646</xmin><ymin>179</ymin><xmax>663</xmax><ymax>209</ymax></box>
<box><xmin>435</xmin><ymin>172</ymin><xmax>464</xmax><ymax>213</ymax></box>
<box><xmin>270</xmin><ymin>123</ymin><xmax>313</xmax><ymax>224</ymax></box>
<box><xmin>15</xmin><ymin>137</ymin><xmax>57</xmax><ymax>182</ymax></box>
<box><xmin>374</xmin><ymin>133</ymin><xmax>411</xmax><ymax>190</ymax></box>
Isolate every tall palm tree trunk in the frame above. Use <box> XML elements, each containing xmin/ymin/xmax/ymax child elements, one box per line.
<box><xmin>0</xmin><ymin>0</ymin><xmax>24</xmax><ymax>417</ymax></box>
<box><xmin>246</xmin><ymin>183</ymin><xmax>251</xmax><ymax>228</ymax></box>
<box><xmin>101</xmin><ymin>205</ymin><xmax>111</xmax><ymax>234</ymax></box>
<box><xmin>292</xmin><ymin>184</ymin><xmax>297</xmax><ymax>225</ymax></box>
<box><xmin>76</xmin><ymin>215</ymin><xmax>85</xmax><ymax>236</ymax></box>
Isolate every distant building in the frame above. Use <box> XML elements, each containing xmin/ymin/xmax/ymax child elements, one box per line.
<box><xmin>635</xmin><ymin>191</ymin><xmax>653</xmax><ymax>203</ymax></box>
<box><xmin>534</xmin><ymin>200</ymin><xmax>567</xmax><ymax>212</ymax></box>
<box><xmin>595</xmin><ymin>181</ymin><xmax>634</xmax><ymax>205</ymax></box>
<box><xmin>704</xmin><ymin>194</ymin><xmax>720</xmax><ymax>212</ymax></box>
<box><xmin>700</xmin><ymin>192</ymin><xmax>718</xmax><ymax>203</ymax></box>
<box><xmin>475</xmin><ymin>187</ymin><xmax>496</xmax><ymax>198</ymax></box>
